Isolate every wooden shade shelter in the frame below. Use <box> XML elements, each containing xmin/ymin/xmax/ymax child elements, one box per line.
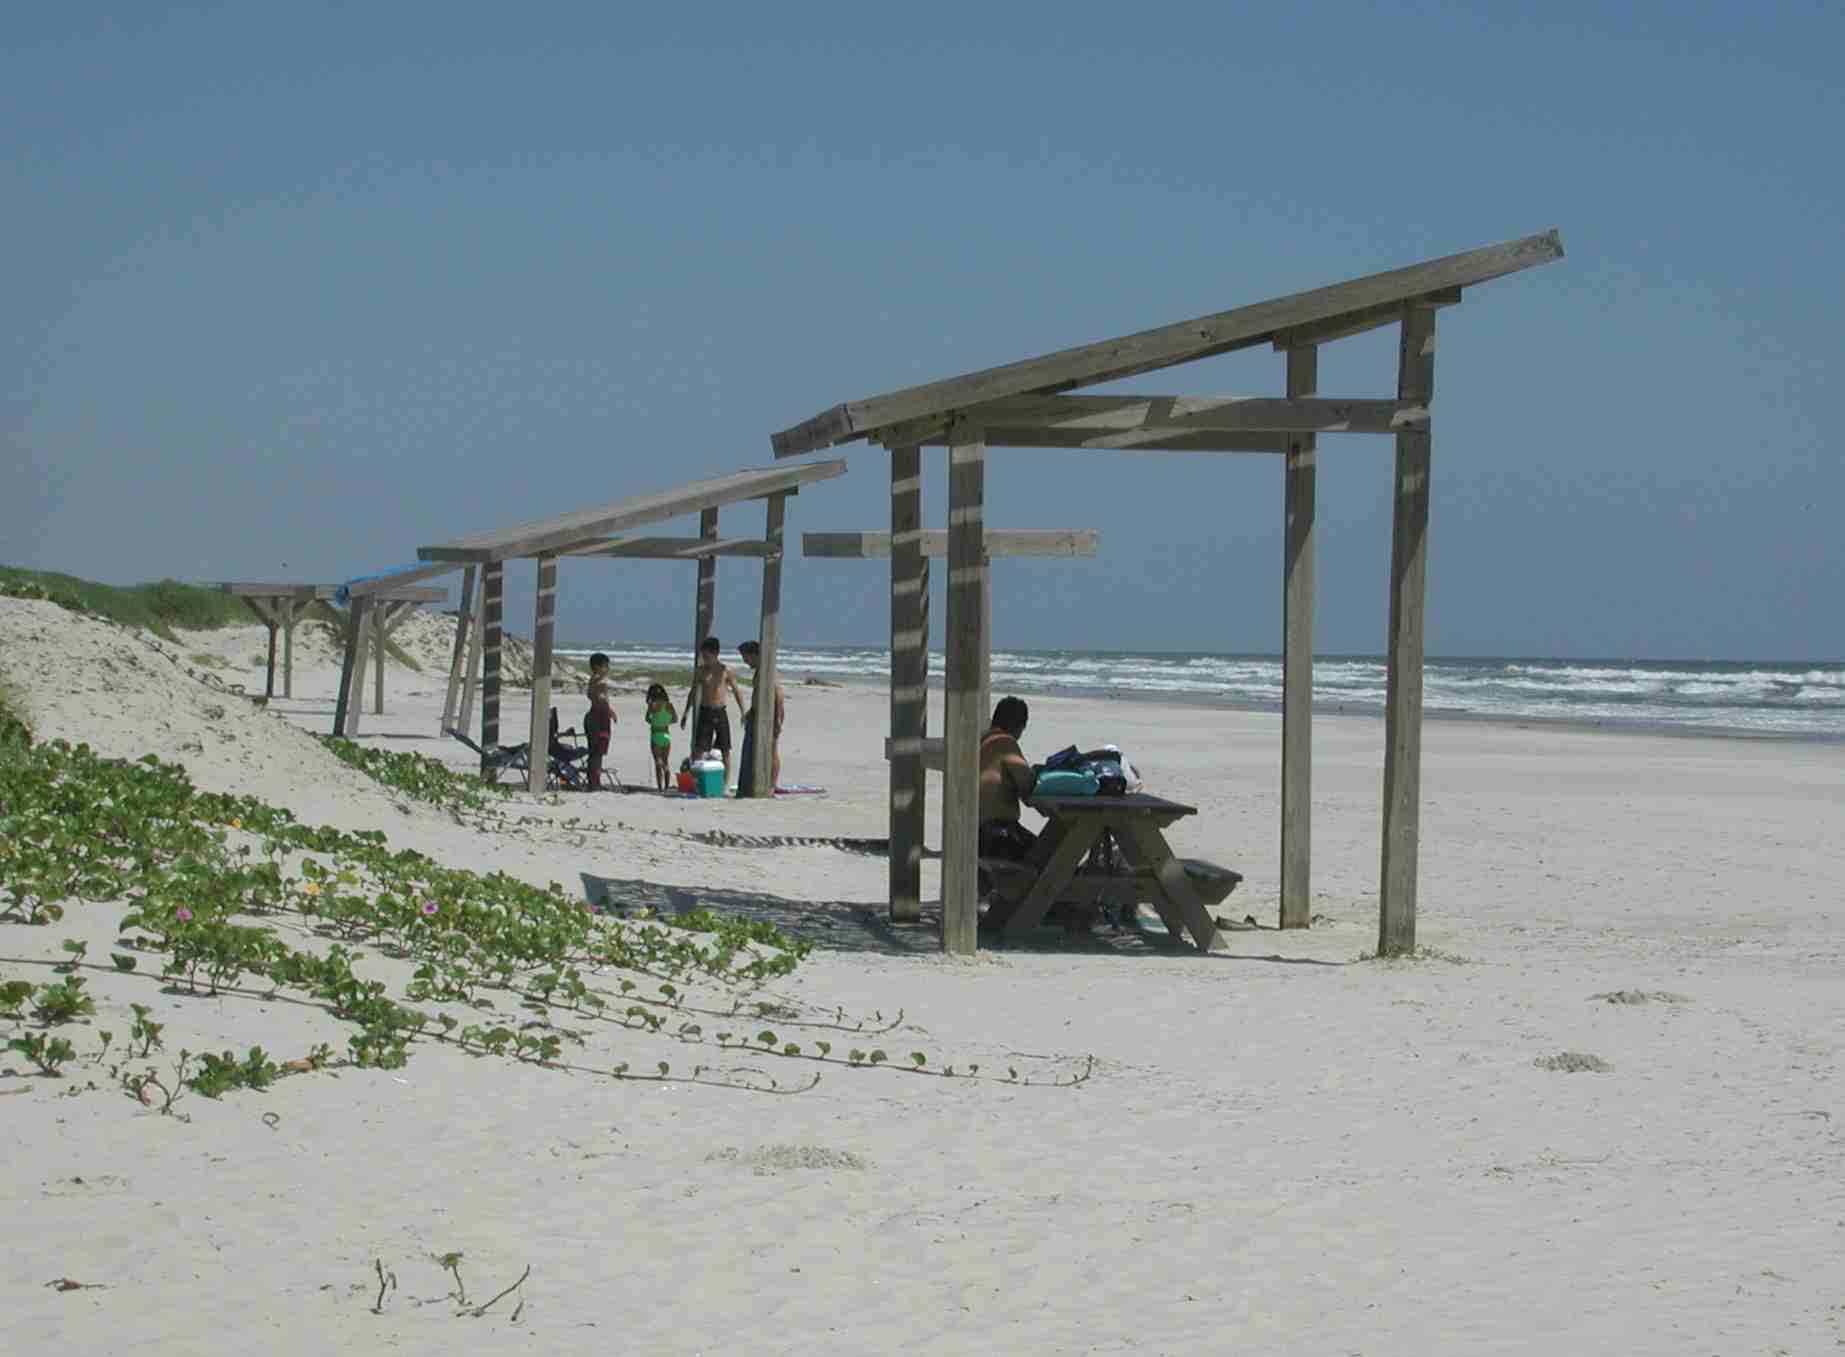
<box><xmin>415</xmin><ymin>460</ymin><xmax>848</xmax><ymax>793</ymax></box>
<box><xmin>804</xmin><ymin>529</ymin><xmax>1100</xmax><ymax>925</ymax></box>
<box><xmin>328</xmin><ymin>565</ymin><xmax>461</xmax><ymax>738</ymax></box>
<box><xmin>219</xmin><ymin>581</ymin><xmax>446</xmax><ymax>712</ymax></box>
<box><xmin>771</xmin><ymin>229</ymin><xmax>1565</xmax><ymax>955</ymax></box>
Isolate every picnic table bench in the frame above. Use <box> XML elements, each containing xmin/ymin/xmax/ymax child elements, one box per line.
<box><xmin>982</xmin><ymin>793</ymin><xmax>1239</xmax><ymax>952</ymax></box>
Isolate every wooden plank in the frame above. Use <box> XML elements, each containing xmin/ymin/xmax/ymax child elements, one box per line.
<box><xmin>940</xmin><ymin>422</ymin><xmax>986</xmax><ymax>955</ymax></box>
<box><xmin>218</xmin><ymin>583</ymin><xmax>333</xmax><ymax>601</ymax></box>
<box><xmin>441</xmin><ymin>566</ymin><xmax>477</xmax><ymax>736</ymax></box>
<box><xmin>804</xmin><ymin>529</ymin><xmax>1098</xmax><ymax>559</ymax></box>
<box><xmin>965</xmin><ymin>429</ymin><xmax>1287</xmax><ymax>454</ymax></box>
<box><xmin>748</xmin><ymin>494</ymin><xmax>786</xmax><ymax>798</ymax></box>
<box><xmin>935</xmin><ymin>393</ymin><xmax>1427</xmax><ymax>438</ymax></box>
<box><xmin>1270</xmin><ymin>287</ymin><xmax>1461</xmax><ymax>350</ymax></box>
<box><xmin>884</xmin><ymin>736</ymin><xmax>946</xmax><ymax>770</ymax></box>
<box><xmin>888</xmin><ymin>445</ymin><xmax>927</xmax><ymax>922</ymax></box>
<box><xmin>1379</xmin><ymin>305</ymin><xmax>1436</xmax><ymax>956</ymax></box>
<box><xmin>576</xmin><ymin>536</ymin><xmax>771</xmax><ymax>559</ymax></box>
<box><xmin>1001</xmin><ymin>816</ymin><xmax>1107</xmax><ymax>936</ymax></box>
<box><xmin>418</xmin><ymin>459</ymin><xmax>847</xmax><ymax>564</ymax></box>
<box><xmin>480</xmin><ymin>562</ymin><xmax>504</xmax><ymax>770</ymax></box>
<box><xmin>1119</xmin><ymin>819</ymin><xmax>1225</xmax><ymax>953</ymax></box>
<box><xmin>279</xmin><ymin>598</ymin><xmax>297</xmax><ymax>699</ymax></box>
<box><xmin>1280</xmin><ymin>346</ymin><xmax>1318</xmax><ymax>930</ymax></box>
<box><xmin>771</xmin><ymin>230</ymin><xmax>1562</xmax><ymax>455</ymax></box>
<box><xmin>684</xmin><ymin>509</ymin><xmax>719</xmax><ymax>741</ymax></box>
<box><xmin>338</xmin><ymin>597</ymin><xmax>372</xmax><ymax>737</ymax></box>
<box><xmin>340</xmin><ymin>564</ymin><xmax>455</xmax><ymax>599</ymax></box>
<box><xmin>371</xmin><ymin>601</ymin><xmax>388</xmax><ymax>715</ymax></box>
<box><xmin>458</xmin><ymin>576</ymin><xmax>483</xmax><ymax>739</ymax></box>
<box><xmin>526</xmin><ymin>556</ymin><xmax>557</xmax><ymax>794</ymax></box>
<box><xmin>239</xmin><ymin>597</ymin><xmax>279</xmax><ymax>698</ymax></box>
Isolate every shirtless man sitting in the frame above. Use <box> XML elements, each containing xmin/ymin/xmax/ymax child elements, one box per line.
<box><xmin>681</xmin><ymin>636</ymin><xmax>747</xmax><ymax>792</ymax></box>
<box><xmin>978</xmin><ymin>696</ymin><xmax>1039</xmax><ymax>863</ymax></box>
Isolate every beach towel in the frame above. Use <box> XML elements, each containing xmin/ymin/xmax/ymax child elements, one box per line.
<box><xmin>772</xmin><ymin>785</ymin><xmax>827</xmax><ymax>796</ymax></box>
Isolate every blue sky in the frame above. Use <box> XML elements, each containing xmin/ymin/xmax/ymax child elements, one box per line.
<box><xmin>5</xmin><ymin>2</ymin><xmax>1839</xmax><ymax>659</ymax></box>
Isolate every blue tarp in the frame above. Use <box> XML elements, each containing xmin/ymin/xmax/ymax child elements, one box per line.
<box><xmin>334</xmin><ymin>565</ymin><xmax>427</xmax><ymax>608</ymax></box>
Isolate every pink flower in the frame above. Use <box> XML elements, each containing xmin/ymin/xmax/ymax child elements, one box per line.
<box><xmin>420</xmin><ymin>900</ymin><xmax>439</xmax><ymax>917</ymax></box>
<box><xmin>175</xmin><ymin>906</ymin><xmax>193</xmax><ymax>923</ymax></box>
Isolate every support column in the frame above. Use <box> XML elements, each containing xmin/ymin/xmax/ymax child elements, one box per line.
<box><xmin>977</xmin><ymin>551</ymin><xmax>992</xmax><ymax>728</ymax></box>
<box><xmin>336</xmin><ymin>596</ymin><xmax>372</xmax><ymax>737</ymax></box>
<box><xmin>889</xmin><ymin>444</ymin><xmax>927</xmax><ymax>921</ymax></box>
<box><xmin>240</xmin><ymin>597</ymin><xmax>280</xmax><ymax>700</ymax></box>
<box><xmin>526</xmin><ymin>556</ymin><xmax>557</xmax><ymax>794</ymax></box>
<box><xmin>480</xmin><ymin>562</ymin><xmax>504</xmax><ymax>772</ymax></box>
<box><xmin>748</xmin><ymin>494</ymin><xmax>786</xmax><ymax>798</ymax></box>
<box><xmin>459</xmin><ymin>575</ymin><xmax>484</xmax><ymax>739</ymax></box>
<box><xmin>1380</xmin><ymin>305</ymin><xmax>1436</xmax><ymax>955</ymax></box>
<box><xmin>371</xmin><ymin>600</ymin><xmax>389</xmax><ymax>715</ymax></box>
<box><xmin>280</xmin><ymin>599</ymin><xmax>298</xmax><ymax>699</ymax></box>
<box><xmin>1280</xmin><ymin>343</ymin><xmax>1319</xmax><ymax>929</ymax></box>
<box><xmin>685</xmin><ymin>508</ymin><xmax>719</xmax><ymax>728</ymax></box>
<box><xmin>441</xmin><ymin>565</ymin><xmax>478</xmax><ymax>735</ymax></box>
<box><xmin>941</xmin><ymin>421</ymin><xmax>987</xmax><ymax>955</ymax></box>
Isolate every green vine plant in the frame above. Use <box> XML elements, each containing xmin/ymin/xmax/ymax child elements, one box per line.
<box><xmin>1</xmin><ymin>731</ymin><xmax>1096</xmax><ymax>1108</ymax></box>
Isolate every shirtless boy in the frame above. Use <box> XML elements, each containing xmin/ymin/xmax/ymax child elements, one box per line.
<box><xmin>978</xmin><ymin>696</ymin><xmax>1038</xmax><ymax>860</ymax></box>
<box><xmin>681</xmin><ymin>636</ymin><xmax>747</xmax><ymax>791</ymax></box>
<box><xmin>583</xmin><ymin>652</ymin><xmax>616</xmax><ymax>790</ymax></box>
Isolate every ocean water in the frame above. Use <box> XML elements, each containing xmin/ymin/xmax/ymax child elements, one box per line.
<box><xmin>559</xmin><ymin>644</ymin><xmax>1845</xmax><ymax>743</ymax></box>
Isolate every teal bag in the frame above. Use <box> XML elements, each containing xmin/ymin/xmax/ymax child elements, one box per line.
<box><xmin>1033</xmin><ymin>768</ymin><xmax>1100</xmax><ymax>797</ymax></box>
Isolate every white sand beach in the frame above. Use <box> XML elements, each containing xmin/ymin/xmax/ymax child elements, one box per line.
<box><xmin>4</xmin><ymin>598</ymin><xmax>1843</xmax><ymax>1354</ymax></box>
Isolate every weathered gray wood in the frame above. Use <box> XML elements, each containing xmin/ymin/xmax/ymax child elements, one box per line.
<box><xmin>1001</xmin><ymin>816</ymin><xmax>1107</xmax><ymax>936</ymax></box>
<box><xmin>913</xmin><ymin>394</ymin><xmax>1427</xmax><ymax>441</ymax></box>
<box><xmin>888</xmin><ymin>445</ymin><xmax>927</xmax><ymax>922</ymax></box>
<box><xmin>578</xmin><ymin>536</ymin><xmax>772</xmax><ymax>559</ymax></box>
<box><xmin>238</xmin><ymin>597</ymin><xmax>280</xmax><ymax>698</ymax></box>
<box><xmin>804</xmin><ymin>529</ymin><xmax>1098</xmax><ymax>559</ymax></box>
<box><xmin>941</xmin><ymin>428</ymin><xmax>1287</xmax><ymax>454</ymax></box>
<box><xmin>526</xmin><ymin>556</ymin><xmax>558</xmax><ymax>794</ymax></box>
<box><xmin>371</xmin><ymin>600</ymin><xmax>387</xmax><ymax>715</ymax></box>
<box><xmin>1280</xmin><ymin>345</ymin><xmax>1318</xmax><ymax>930</ymax></box>
<box><xmin>419</xmin><ymin>460</ymin><xmax>846</xmax><ymax>564</ymax></box>
<box><xmin>883</xmin><ymin>736</ymin><xmax>946</xmax><ymax>769</ymax></box>
<box><xmin>441</xmin><ymin>566</ymin><xmax>478</xmax><ymax>736</ymax></box>
<box><xmin>750</xmin><ymin>494</ymin><xmax>786</xmax><ymax>799</ymax></box>
<box><xmin>978</xmin><ymin>551</ymin><xmax>992</xmax><ymax>737</ymax></box>
<box><xmin>480</xmin><ymin>563</ymin><xmax>504</xmax><ymax>771</ymax></box>
<box><xmin>1118</xmin><ymin>819</ymin><xmax>1224</xmax><ymax>953</ymax></box>
<box><xmin>684</xmin><ymin>508</ymin><xmax>720</xmax><ymax>737</ymax></box>
<box><xmin>458</xmin><ymin>576</ymin><xmax>483</xmax><ymax>738</ymax></box>
<box><xmin>771</xmin><ymin>230</ymin><xmax>1562</xmax><ymax>455</ymax></box>
<box><xmin>339</xmin><ymin>597</ymin><xmax>372</xmax><ymax>737</ymax></box>
<box><xmin>1379</xmin><ymin>306</ymin><xmax>1436</xmax><ymax>956</ymax></box>
<box><xmin>340</xmin><ymin>566</ymin><xmax>455</xmax><ymax>599</ymax></box>
<box><xmin>218</xmin><ymin>583</ymin><xmax>333</xmax><ymax>601</ymax></box>
<box><xmin>940</xmin><ymin>422</ymin><xmax>986</xmax><ymax>955</ymax></box>
<box><xmin>1270</xmin><ymin>287</ymin><xmax>1461</xmax><ymax>351</ymax></box>
<box><xmin>279</xmin><ymin>598</ymin><xmax>297</xmax><ymax>699</ymax></box>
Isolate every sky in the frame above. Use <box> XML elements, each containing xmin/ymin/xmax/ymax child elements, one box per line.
<box><xmin>4</xmin><ymin>2</ymin><xmax>1840</xmax><ymax>660</ymax></box>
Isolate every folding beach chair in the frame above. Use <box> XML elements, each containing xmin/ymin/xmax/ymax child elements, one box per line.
<box><xmin>445</xmin><ymin>726</ymin><xmax>531</xmax><ymax>785</ymax></box>
<box><xmin>547</xmin><ymin>709</ymin><xmax>592</xmax><ymax>791</ymax></box>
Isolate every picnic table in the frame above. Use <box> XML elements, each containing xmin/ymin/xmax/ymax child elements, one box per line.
<box><xmin>983</xmin><ymin>793</ymin><xmax>1234</xmax><ymax>952</ymax></box>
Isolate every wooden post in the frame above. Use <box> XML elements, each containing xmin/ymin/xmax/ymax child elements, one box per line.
<box><xmin>889</xmin><ymin>444</ymin><xmax>927</xmax><ymax>921</ymax></box>
<box><xmin>280</xmin><ymin>599</ymin><xmax>297</xmax><ymax>699</ymax></box>
<box><xmin>1380</xmin><ymin>305</ymin><xmax>1436</xmax><ymax>955</ymax></box>
<box><xmin>337</xmin><ymin>597</ymin><xmax>371</xmax><ymax>737</ymax></box>
<box><xmin>941</xmin><ymin>421</ymin><xmax>986</xmax><ymax>955</ymax></box>
<box><xmin>441</xmin><ymin>566</ymin><xmax>477</xmax><ymax>735</ymax></box>
<box><xmin>481</xmin><ymin>562</ymin><xmax>504</xmax><ymax>772</ymax></box>
<box><xmin>977</xmin><ymin>551</ymin><xmax>992</xmax><ymax>731</ymax></box>
<box><xmin>372</xmin><ymin>600</ymin><xmax>388</xmax><ymax>715</ymax></box>
<box><xmin>685</xmin><ymin>508</ymin><xmax>719</xmax><ymax>729</ymax></box>
<box><xmin>526</xmin><ymin>556</ymin><xmax>557</xmax><ymax>794</ymax></box>
<box><xmin>459</xmin><ymin>575</ymin><xmax>483</xmax><ymax>739</ymax></box>
<box><xmin>1280</xmin><ymin>343</ymin><xmax>1318</xmax><ymax>929</ymax></box>
<box><xmin>749</xmin><ymin>494</ymin><xmax>786</xmax><ymax>798</ymax></box>
<box><xmin>239</xmin><ymin>597</ymin><xmax>279</xmax><ymax>699</ymax></box>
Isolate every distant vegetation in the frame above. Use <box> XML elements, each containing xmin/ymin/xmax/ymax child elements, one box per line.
<box><xmin>0</xmin><ymin>567</ymin><xmax>249</xmax><ymax>639</ymax></box>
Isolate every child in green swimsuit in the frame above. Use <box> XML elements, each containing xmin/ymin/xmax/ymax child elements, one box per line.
<box><xmin>644</xmin><ymin>683</ymin><xmax>678</xmax><ymax>791</ymax></box>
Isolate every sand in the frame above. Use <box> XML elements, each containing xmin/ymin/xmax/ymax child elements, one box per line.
<box><xmin>4</xmin><ymin>597</ymin><xmax>1843</xmax><ymax>1354</ymax></box>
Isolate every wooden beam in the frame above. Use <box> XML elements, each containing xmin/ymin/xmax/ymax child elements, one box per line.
<box><xmin>1271</xmin><ymin>287</ymin><xmax>1461</xmax><ymax>350</ymax></box>
<box><xmin>573</xmin><ymin>536</ymin><xmax>772</xmax><ymax>560</ymax></box>
<box><xmin>280</xmin><ymin>598</ymin><xmax>297</xmax><ymax>699</ymax></box>
<box><xmin>1280</xmin><ymin>346</ymin><xmax>1317</xmax><ymax>930</ymax></box>
<box><xmin>418</xmin><ymin>459</ymin><xmax>846</xmax><ymax>564</ymax></box>
<box><xmin>901</xmin><ymin>394</ymin><xmax>1427</xmax><ymax>447</ymax></box>
<box><xmin>771</xmin><ymin>230</ymin><xmax>1562</xmax><ymax>455</ymax></box>
<box><xmin>1379</xmin><ymin>306</ymin><xmax>1436</xmax><ymax>955</ymax></box>
<box><xmin>337</xmin><ymin>596</ymin><xmax>372</xmax><ymax>737</ymax></box>
<box><xmin>371</xmin><ymin>600</ymin><xmax>387</xmax><ymax>715</ymax></box>
<box><xmin>239</xmin><ymin>597</ymin><xmax>279</xmax><ymax>699</ymax></box>
<box><xmin>340</xmin><ymin>565</ymin><xmax>455</xmax><ymax>599</ymax></box>
<box><xmin>888</xmin><ymin>445</ymin><xmax>927</xmax><ymax>922</ymax></box>
<box><xmin>884</xmin><ymin>735</ymin><xmax>946</xmax><ymax>772</ymax></box>
<box><xmin>526</xmin><ymin>556</ymin><xmax>557</xmax><ymax>794</ymax></box>
<box><xmin>441</xmin><ymin>566</ymin><xmax>477</xmax><ymax>736</ymax></box>
<box><xmin>480</xmin><ymin>562</ymin><xmax>504</xmax><ymax>774</ymax></box>
<box><xmin>458</xmin><ymin>576</ymin><xmax>483</xmax><ymax>740</ymax></box>
<box><xmin>749</xmin><ymin>496</ymin><xmax>786</xmax><ymax>799</ymax></box>
<box><xmin>941</xmin><ymin>421</ymin><xmax>986</xmax><ymax>955</ymax></box>
<box><xmin>684</xmin><ymin>508</ymin><xmax>719</xmax><ymax>745</ymax></box>
<box><xmin>804</xmin><ymin>529</ymin><xmax>1098</xmax><ymax>559</ymax></box>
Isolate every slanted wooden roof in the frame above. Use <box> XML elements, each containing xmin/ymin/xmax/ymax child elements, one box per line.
<box><xmin>418</xmin><ymin>460</ymin><xmax>848</xmax><ymax>564</ymax></box>
<box><xmin>772</xmin><ymin>230</ymin><xmax>1563</xmax><ymax>456</ymax></box>
<box><xmin>219</xmin><ymin>580</ymin><xmax>448</xmax><ymax>603</ymax></box>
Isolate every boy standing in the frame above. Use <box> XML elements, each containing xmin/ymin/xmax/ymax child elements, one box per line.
<box><xmin>681</xmin><ymin>636</ymin><xmax>746</xmax><ymax>791</ymax></box>
<box><xmin>583</xmin><ymin>652</ymin><xmax>616</xmax><ymax>790</ymax></box>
